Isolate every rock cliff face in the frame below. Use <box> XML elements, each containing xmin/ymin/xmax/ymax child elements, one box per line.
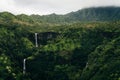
<box><xmin>29</xmin><ymin>32</ymin><xmax>59</xmax><ymax>45</ymax></box>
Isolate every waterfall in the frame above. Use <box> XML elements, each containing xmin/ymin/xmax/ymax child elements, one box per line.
<box><xmin>35</xmin><ymin>33</ymin><xmax>38</xmax><ymax>47</ymax></box>
<box><xmin>23</xmin><ymin>59</ymin><xmax>26</xmax><ymax>74</ymax></box>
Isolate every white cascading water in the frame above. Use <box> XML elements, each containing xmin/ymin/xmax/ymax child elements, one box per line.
<box><xmin>35</xmin><ymin>33</ymin><xmax>38</xmax><ymax>47</ymax></box>
<box><xmin>23</xmin><ymin>59</ymin><xmax>26</xmax><ymax>74</ymax></box>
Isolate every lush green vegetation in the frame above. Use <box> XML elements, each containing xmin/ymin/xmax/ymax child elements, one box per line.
<box><xmin>0</xmin><ymin>7</ymin><xmax>120</xmax><ymax>80</ymax></box>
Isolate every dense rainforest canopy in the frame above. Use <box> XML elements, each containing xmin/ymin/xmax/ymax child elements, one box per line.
<box><xmin>0</xmin><ymin>7</ymin><xmax>120</xmax><ymax>80</ymax></box>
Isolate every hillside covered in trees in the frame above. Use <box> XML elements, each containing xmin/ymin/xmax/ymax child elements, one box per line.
<box><xmin>0</xmin><ymin>7</ymin><xmax>120</xmax><ymax>80</ymax></box>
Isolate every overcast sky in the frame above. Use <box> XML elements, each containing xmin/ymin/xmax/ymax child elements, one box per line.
<box><xmin>0</xmin><ymin>0</ymin><xmax>120</xmax><ymax>15</ymax></box>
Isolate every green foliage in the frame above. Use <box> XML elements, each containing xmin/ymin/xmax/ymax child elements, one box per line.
<box><xmin>0</xmin><ymin>54</ymin><xmax>15</xmax><ymax>80</ymax></box>
<box><xmin>80</xmin><ymin>37</ymin><xmax>120</xmax><ymax>80</ymax></box>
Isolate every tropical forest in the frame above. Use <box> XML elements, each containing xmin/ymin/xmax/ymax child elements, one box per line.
<box><xmin>0</xmin><ymin>7</ymin><xmax>120</xmax><ymax>80</ymax></box>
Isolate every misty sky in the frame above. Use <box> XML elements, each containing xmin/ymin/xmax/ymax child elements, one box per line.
<box><xmin>0</xmin><ymin>0</ymin><xmax>120</xmax><ymax>15</ymax></box>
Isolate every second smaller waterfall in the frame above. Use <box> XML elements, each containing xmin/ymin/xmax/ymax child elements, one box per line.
<box><xmin>23</xmin><ymin>59</ymin><xmax>26</xmax><ymax>74</ymax></box>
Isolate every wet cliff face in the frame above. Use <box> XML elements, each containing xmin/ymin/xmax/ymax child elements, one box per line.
<box><xmin>28</xmin><ymin>32</ymin><xmax>59</xmax><ymax>45</ymax></box>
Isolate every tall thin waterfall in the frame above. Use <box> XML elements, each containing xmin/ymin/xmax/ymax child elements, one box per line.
<box><xmin>35</xmin><ymin>33</ymin><xmax>38</xmax><ymax>47</ymax></box>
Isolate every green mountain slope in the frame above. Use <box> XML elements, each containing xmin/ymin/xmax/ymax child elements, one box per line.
<box><xmin>30</xmin><ymin>7</ymin><xmax>120</xmax><ymax>23</ymax></box>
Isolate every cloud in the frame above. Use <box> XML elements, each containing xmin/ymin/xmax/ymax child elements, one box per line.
<box><xmin>0</xmin><ymin>0</ymin><xmax>120</xmax><ymax>15</ymax></box>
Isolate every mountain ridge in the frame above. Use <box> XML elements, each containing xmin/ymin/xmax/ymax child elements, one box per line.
<box><xmin>1</xmin><ymin>6</ymin><xmax>120</xmax><ymax>24</ymax></box>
